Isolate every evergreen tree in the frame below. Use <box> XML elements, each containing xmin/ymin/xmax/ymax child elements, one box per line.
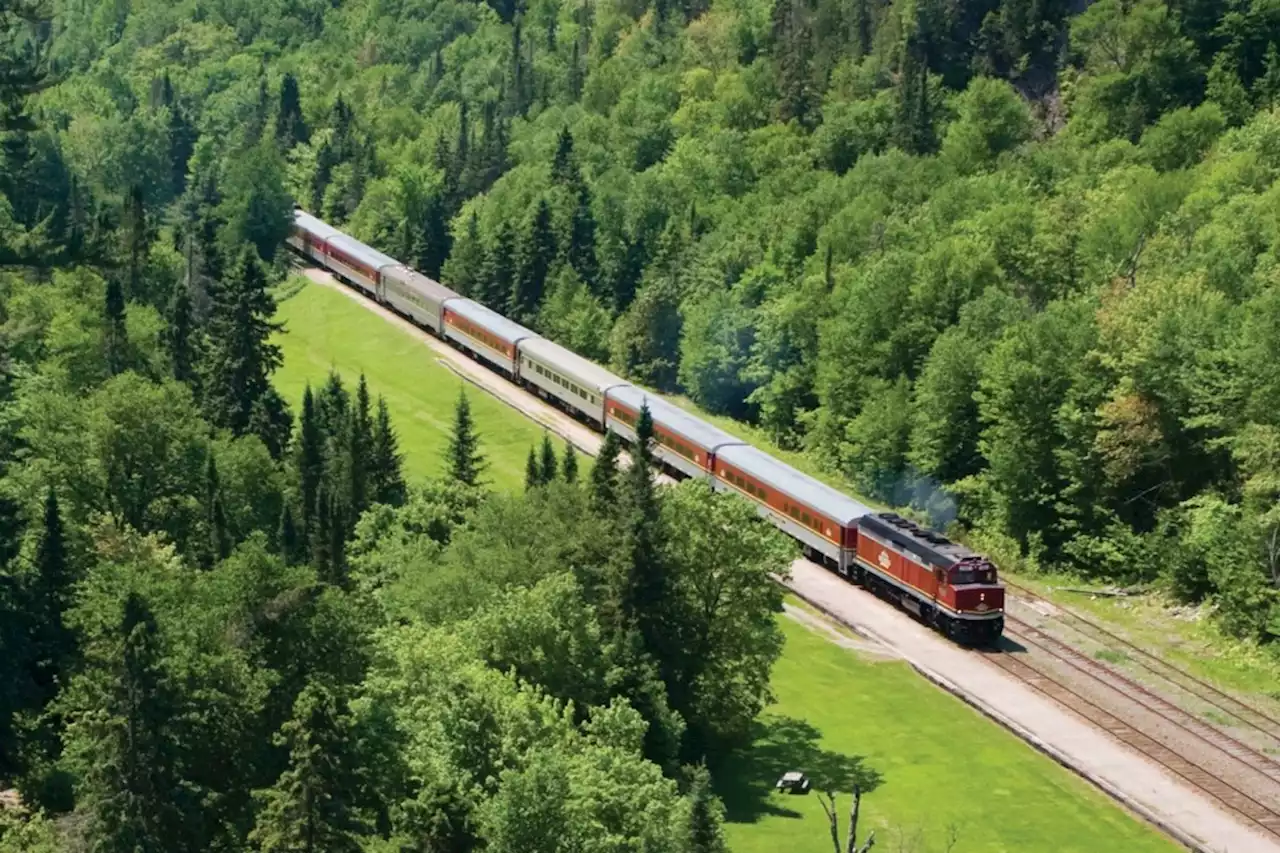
<box><xmin>569</xmin><ymin>185</ymin><xmax>598</xmax><ymax>291</ymax></box>
<box><xmin>275</xmin><ymin>72</ymin><xmax>309</xmax><ymax>149</ymax></box>
<box><xmin>166</xmin><ymin>278</ymin><xmax>196</xmax><ymax>386</ymax></box>
<box><xmin>895</xmin><ymin>38</ymin><xmax>936</xmax><ymax>155</ymax></box>
<box><xmin>297</xmin><ymin>385</ymin><xmax>324</xmax><ymax>533</ymax></box>
<box><xmin>1262</xmin><ymin>44</ymin><xmax>1280</xmax><ymax>110</ymax></box>
<box><xmin>246</xmin><ymin>76</ymin><xmax>271</xmax><ymax>145</ymax></box>
<box><xmin>511</xmin><ymin>199</ymin><xmax>555</xmax><ymax>322</ymax></box>
<box><xmin>249</xmin><ymin>682</ymin><xmax>366</xmax><ymax>853</ymax></box>
<box><xmin>370</xmin><ymin>396</ymin><xmax>407</xmax><ymax>506</ymax></box>
<box><xmin>201</xmin><ymin>246</ymin><xmax>286</xmax><ymax>442</ymax></box>
<box><xmin>82</xmin><ymin>594</ymin><xmax>186</xmax><ymax>853</ymax></box>
<box><xmin>121</xmin><ymin>184</ymin><xmax>150</xmax><ymax>298</ymax></box>
<box><xmin>27</xmin><ymin>490</ymin><xmax>72</xmax><ymax>707</ymax></box>
<box><xmin>204</xmin><ymin>453</ymin><xmax>231</xmax><ymax>568</ymax></box>
<box><xmin>568</xmin><ymin>40</ymin><xmax>584</xmax><ymax>100</ymax></box>
<box><xmin>540</xmin><ymin>433</ymin><xmax>559</xmax><ymax>484</ymax></box>
<box><xmin>525</xmin><ymin>446</ymin><xmax>541</xmax><ymax>491</ymax></box>
<box><xmin>589</xmin><ymin>429</ymin><xmax>622</xmax><ymax>512</ymax></box>
<box><xmin>447</xmin><ymin>211</ymin><xmax>484</xmax><ymax>297</ymax></box>
<box><xmin>277</xmin><ymin>503</ymin><xmax>302</xmax><ymax>566</ymax></box>
<box><xmin>350</xmin><ymin>374</ymin><xmax>373</xmax><ymax>517</ymax></box>
<box><xmin>617</xmin><ymin>403</ymin><xmax>669</xmax><ymax>667</ymax></box>
<box><xmin>562</xmin><ymin>440</ymin><xmax>579</xmax><ymax>484</ymax></box>
<box><xmin>551</xmin><ymin>126</ymin><xmax>577</xmax><ymax>186</ymax></box>
<box><xmin>418</xmin><ymin>190</ymin><xmax>452</xmax><ymax>279</ymax></box>
<box><xmin>479</xmin><ymin>219</ymin><xmax>516</xmax><ymax>309</ymax></box>
<box><xmin>104</xmin><ymin>277</ymin><xmax>128</xmax><ymax>377</ymax></box>
<box><xmin>687</xmin><ymin>765</ymin><xmax>727</xmax><ymax>853</ymax></box>
<box><xmin>311</xmin><ymin>486</ymin><xmax>333</xmax><ymax>581</ymax></box>
<box><xmin>772</xmin><ymin>0</ymin><xmax>813</xmax><ymax>127</ymax></box>
<box><xmin>165</xmin><ymin>88</ymin><xmax>196</xmax><ymax>199</ymax></box>
<box><xmin>446</xmin><ymin>387</ymin><xmax>486</xmax><ymax>487</ymax></box>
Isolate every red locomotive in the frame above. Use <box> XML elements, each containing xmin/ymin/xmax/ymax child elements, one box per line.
<box><xmin>852</xmin><ymin>512</ymin><xmax>1005</xmax><ymax>644</ymax></box>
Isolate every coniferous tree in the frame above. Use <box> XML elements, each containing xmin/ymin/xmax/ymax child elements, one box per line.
<box><xmin>28</xmin><ymin>490</ymin><xmax>72</xmax><ymax>706</ymax></box>
<box><xmin>121</xmin><ymin>184</ymin><xmax>150</xmax><ymax>298</ymax></box>
<box><xmin>249</xmin><ymin>682</ymin><xmax>366</xmax><ymax>853</ymax></box>
<box><xmin>201</xmin><ymin>246</ymin><xmax>285</xmax><ymax>441</ymax></box>
<box><xmin>297</xmin><ymin>385</ymin><xmax>324</xmax><ymax>533</ymax></box>
<box><xmin>370</xmin><ymin>396</ymin><xmax>407</xmax><ymax>506</ymax></box>
<box><xmin>204</xmin><ymin>453</ymin><xmax>231</xmax><ymax>568</ymax></box>
<box><xmin>589</xmin><ymin>429</ymin><xmax>622</xmax><ymax>512</ymax></box>
<box><xmin>539</xmin><ymin>434</ymin><xmax>558</xmax><ymax>484</ymax></box>
<box><xmin>480</xmin><ymin>219</ymin><xmax>516</xmax><ymax>309</ymax></box>
<box><xmin>350</xmin><ymin>374</ymin><xmax>373</xmax><ymax>517</ymax></box>
<box><xmin>551</xmin><ymin>126</ymin><xmax>576</xmax><ymax>186</ymax></box>
<box><xmin>447</xmin><ymin>211</ymin><xmax>484</xmax><ymax>297</ymax></box>
<box><xmin>687</xmin><ymin>765</ymin><xmax>727</xmax><ymax>853</ymax></box>
<box><xmin>446</xmin><ymin>387</ymin><xmax>486</xmax><ymax>487</ymax></box>
<box><xmin>418</xmin><ymin>191</ymin><xmax>452</xmax><ymax>279</ymax></box>
<box><xmin>166</xmin><ymin>278</ymin><xmax>196</xmax><ymax>386</ymax></box>
<box><xmin>562</xmin><ymin>440</ymin><xmax>579</xmax><ymax>484</ymax></box>
<box><xmin>511</xmin><ymin>199</ymin><xmax>555</xmax><ymax>322</ymax></box>
<box><xmin>275</xmin><ymin>72</ymin><xmax>309</xmax><ymax>149</ymax></box>
<box><xmin>525</xmin><ymin>446</ymin><xmax>541</xmax><ymax>491</ymax></box>
<box><xmin>277</xmin><ymin>504</ymin><xmax>302</xmax><ymax>566</ymax></box>
<box><xmin>569</xmin><ymin>185</ymin><xmax>599</xmax><ymax>290</ymax></box>
<box><xmin>568</xmin><ymin>40</ymin><xmax>584</xmax><ymax>100</ymax></box>
<box><xmin>618</xmin><ymin>403</ymin><xmax>668</xmax><ymax>667</ymax></box>
<box><xmin>82</xmin><ymin>594</ymin><xmax>186</xmax><ymax>853</ymax></box>
<box><xmin>104</xmin><ymin>277</ymin><xmax>128</xmax><ymax>376</ymax></box>
<box><xmin>312</xmin><ymin>486</ymin><xmax>333</xmax><ymax>580</ymax></box>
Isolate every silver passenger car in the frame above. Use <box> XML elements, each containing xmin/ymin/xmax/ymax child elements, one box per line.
<box><xmin>324</xmin><ymin>233</ymin><xmax>404</xmax><ymax>296</ymax></box>
<box><xmin>713</xmin><ymin>443</ymin><xmax>873</xmax><ymax>571</ymax></box>
<box><xmin>380</xmin><ymin>267</ymin><xmax>460</xmax><ymax>335</ymax></box>
<box><xmin>442</xmin><ymin>299</ymin><xmax>538</xmax><ymax>375</ymax></box>
<box><xmin>518</xmin><ymin>338</ymin><xmax>630</xmax><ymax>424</ymax></box>
<box><xmin>288</xmin><ymin>210</ymin><xmax>341</xmax><ymax>265</ymax></box>
<box><xmin>604</xmin><ymin>385</ymin><xmax>745</xmax><ymax>479</ymax></box>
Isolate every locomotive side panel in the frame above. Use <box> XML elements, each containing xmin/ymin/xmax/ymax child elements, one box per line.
<box><xmin>712</xmin><ymin>456</ymin><xmax>844</xmax><ymax>566</ymax></box>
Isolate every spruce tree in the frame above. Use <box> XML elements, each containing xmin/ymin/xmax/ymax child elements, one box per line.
<box><xmin>28</xmin><ymin>489</ymin><xmax>72</xmax><ymax>705</ymax></box>
<box><xmin>446</xmin><ymin>387</ymin><xmax>486</xmax><ymax>487</ymax></box>
<box><xmin>562</xmin><ymin>440</ymin><xmax>579</xmax><ymax>484</ymax></box>
<box><xmin>370</xmin><ymin>396</ymin><xmax>407</xmax><ymax>506</ymax></box>
<box><xmin>166</xmin><ymin>278</ymin><xmax>196</xmax><ymax>386</ymax></box>
<box><xmin>510</xmin><ymin>199</ymin><xmax>555</xmax><ymax>322</ymax></box>
<box><xmin>618</xmin><ymin>403</ymin><xmax>669</xmax><ymax>668</ymax></box>
<box><xmin>83</xmin><ymin>593</ymin><xmax>185</xmax><ymax>853</ymax></box>
<box><xmin>204</xmin><ymin>453</ymin><xmax>231</xmax><ymax>568</ymax></box>
<box><xmin>480</xmin><ymin>219</ymin><xmax>516</xmax><ymax>309</ymax></box>
<box><xmin>296</xmin><ymin>385</ymin><xmax>324</xmax><ymax>533</ymax></box>
<box><xmin>687</xmin><ymin>765</ymin><xmax>727</xmax><ymax>853</ymax></box>
<box><xmin>569</xmin><ymin>184</ymin><xmax>598</xmax><ymax>290</ymax></box>
<box><xmin>311</xmin><ymin>487</ymin><xmax>332</xmax><ymax>581</ymax></box>
<box><xmin>350</xmin><ymin>374</ymin><xmax>373</xmax><ymax>517</ymax></box>
<box><xmin>104</xmin><ymin>277</ymin><xmax>128</xmax><ymax>376</ymax></box>
<box><xmin>525</xmin><ymin>446</ymin><xmax>541</xmax><ymax>491</ymax></box>
<box><xmin>249</xmin><ymin>682</ymin><xmax>366</xmax><ymax>853</ymax></box>
<box><xmin>551</xmin><ymin>126</ymin><xmax>576</xmax><ymax>186</ymax></box>
<box><xmin>539</xmin><ymin>432</ymin><xmax>558</xmax><ymax>484</ymax></box>
<box><xmin>589</xmin><ymin>429</ymin><xmax>621</xmax><ymax>512</ymax></box>
<box><xmin>121</xmin><ymin>185</ymin><xmax>150</xmax><ymax>299</ymax></box>
<box><xmin>275</xmin><ymin>72</ymin><xmax>309</xmax><ymax>149</ymax></box>
<box><xmin>277</xmin><ymin>504</ymin><xmax>302</xmax><ymax>567</ymax></box>
<box><xmin>201</xmin><ymin>246</ymin><xmax>284</xmax><ymax>438</ymax></box>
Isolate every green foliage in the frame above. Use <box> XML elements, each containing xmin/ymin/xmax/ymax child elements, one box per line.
<box><xmin>447</xmin><ymin>387</ymin><xmax>487</xmax><ymax>488</ymax></box>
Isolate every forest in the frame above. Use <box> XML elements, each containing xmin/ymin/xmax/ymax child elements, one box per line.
<box><xmin>1</xmin><ymin>0</ymin><xmax>1280</xmax><ymax>846</ymax></box>
<box><xmin>11</xmin><ymin>0</ymin><xmax>1274</xmax><ymax>644</ymax></box>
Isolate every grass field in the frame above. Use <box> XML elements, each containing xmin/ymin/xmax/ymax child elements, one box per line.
<box><xmin>272</xmin><ymin>278</ymin><xmax>544</xmax><ymax>492</ymax></box>
<box><xmin>721</xmin><ymin>617</ymin><xmax>1179</xmax><ymax>853</ymax></box>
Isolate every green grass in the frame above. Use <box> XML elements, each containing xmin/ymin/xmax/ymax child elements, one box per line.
<box><xmin>720</xmin><ymin>618</ymin><xmax>1179</xmax><ymax>853</ymax></box>
<box><xmin>272</xmin><ymin>278</ymin><xmax>545</xmax><ymax>492</ymax></box>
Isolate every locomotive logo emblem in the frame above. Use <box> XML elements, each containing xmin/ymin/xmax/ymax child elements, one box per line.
<box><xmin>878</xmin><ymin>550</ymin><xmax>891</xmax><ymax>569</ymax></box>
<box><xmin>975</xmin><ymin>602</ymin><xmax>989</xmax><ymax>612</ymax></box>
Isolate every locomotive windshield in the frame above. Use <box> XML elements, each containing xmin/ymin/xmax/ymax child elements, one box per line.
<box><xmin>951</xmin><ymin>564</ymin><xmax>997</xmax><ymax>585</ymax></box>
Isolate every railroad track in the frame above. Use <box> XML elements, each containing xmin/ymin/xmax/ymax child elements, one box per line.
<box><xmin>985</xmin><ymin>636</ymin><xmax>1280</xmax><ymax>842</ymax></box>
<box><xmin>992</xmin><ymin>616</ymin><xmax>1280</xmax><ymax>841</ymax></box>
<box><xmin>1007</xmin><ymin>580</ymin><xmax>1280</xmax><ymax>748</ymax></box>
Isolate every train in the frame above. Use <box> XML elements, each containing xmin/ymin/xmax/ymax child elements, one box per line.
<box><xmin>286</xmin><ymin>208</ymin><xmax>1006</xmax><ymax>645</ymax></box>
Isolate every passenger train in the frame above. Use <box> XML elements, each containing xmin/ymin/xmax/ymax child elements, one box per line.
<box><xmin>287</xmin><ymin>208</ymin><xmax>1006</xmax><ymax>645</ymax></box>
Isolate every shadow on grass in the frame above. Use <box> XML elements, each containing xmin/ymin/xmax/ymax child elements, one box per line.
<box><xmin>715</xmin><ymin>714</ymin><xmax>882</xmax><ymax>825</ymax></box>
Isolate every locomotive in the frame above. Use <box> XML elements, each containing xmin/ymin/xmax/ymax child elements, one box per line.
<box><xmin>286</xmin><ymin>208</ymin><xmax>1006</xmax><ymax>646</ymax></box>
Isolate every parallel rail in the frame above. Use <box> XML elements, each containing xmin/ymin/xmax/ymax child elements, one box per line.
<box><xmin>986</xmin><ymin>631</ymin><xmax>1280</xmax><ymax>842</ymax></box>
<box><xmin>1007</xmin><ymin>580</ymin><xmax>1280</xmax><ymax>747</ymax></box>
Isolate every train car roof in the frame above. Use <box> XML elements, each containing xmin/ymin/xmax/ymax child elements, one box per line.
<box><xmin>608</xmin><ymin>385</ymin><xmax>746</xmax><ymax>452</ymax></box>
<box><xmin>858</xmin><ymin>512</ymin><xmax>977</xmax><ymax>569</ymax></box>
<box><xmin>293</xmin><ymin>209</ymin><xmax>342</xmax><ymax>240</ymax></box>
<box><xmin>716</xmin><ymin>444</ymin><xmax>873</xmax><ymax>525</ymax></box>
<box><xmin>519</xmin><ymin>337</ymin><xmax>630</xmax><ymax>394</ymax></box>
<box><xmin>325</xmin><ymin>233</ymin><xmax>403</xmax><ymax>272</ymax></box>
<box><xmin>446</xmin><ymin>298</ymin><xmax>539</xmax><ymax>345</ymax></box>
<box><xmin>382</xmin><ymin>266</ymin><xmax>461</xmax><ymax>303</ymax></box>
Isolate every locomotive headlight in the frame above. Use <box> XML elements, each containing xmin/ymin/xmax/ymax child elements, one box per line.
<box><xmin>980</xmin><ymin>593</ymin><xmax>986</xmax><ymax>602</ymax></box>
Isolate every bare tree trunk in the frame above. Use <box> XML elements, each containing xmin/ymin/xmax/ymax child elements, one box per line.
<box><xmin>819</xmin><ymin>792</ymin><xmax>841</xmax><ymax>853</ymax></box>
<box><xmin>847</xmin><ymin>786</ymin><xmax>875</xmax><ymax>853</ymax></box>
